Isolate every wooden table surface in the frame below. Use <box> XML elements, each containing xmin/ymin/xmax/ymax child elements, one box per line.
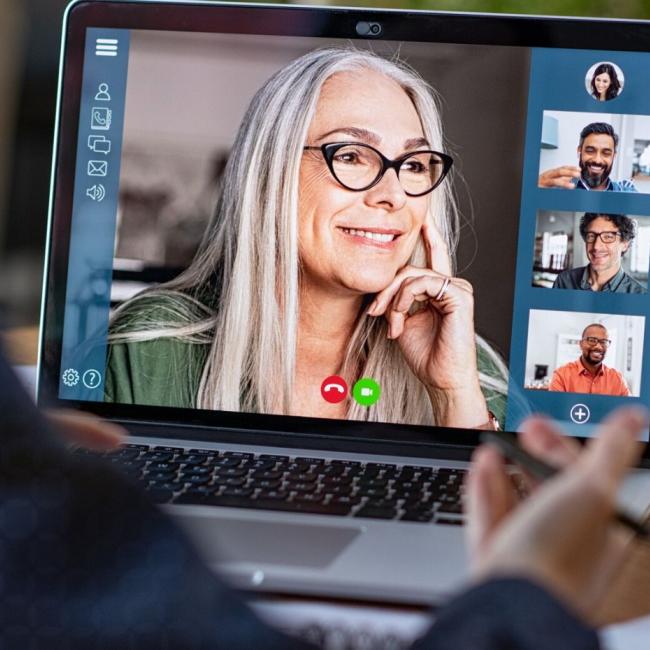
<box><xmin>2</xmin><ymin>325</ymin><xmax>649</xmax><ymax>626</ymax></box>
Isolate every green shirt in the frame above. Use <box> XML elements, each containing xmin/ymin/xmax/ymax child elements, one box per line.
<box><xmin>105</xmin><ymin>297</ymin><xmax>508</xmax><ymax>427</ymax></box>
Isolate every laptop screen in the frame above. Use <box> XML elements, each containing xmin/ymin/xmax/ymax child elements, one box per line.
<box><xmin>43</xmin><ymin>3</ymin><xmax>650</xmax><ymax>447</ymax></box>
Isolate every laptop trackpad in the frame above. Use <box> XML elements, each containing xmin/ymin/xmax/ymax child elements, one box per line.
<box><xmin>179</xmin><ymin>515</ymin><xmax>361</xmax><ymax>568</ymax></box>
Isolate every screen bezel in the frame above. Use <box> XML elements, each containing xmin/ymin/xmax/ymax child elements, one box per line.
<box><xmin>38</xmin><ymin>0</ymin><xmax>650</xmax><ymax>463</ymax></box>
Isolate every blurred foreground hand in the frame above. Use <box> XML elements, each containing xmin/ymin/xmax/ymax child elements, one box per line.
<box><xmin>466</xmin><ymin>406</ymin><xmax>647</xmax><ymax>622</ymax></box>
<box><xmin>47</xmin><ymin>409</ymin><xmax>127</xmax><ymax>451</ymax></box>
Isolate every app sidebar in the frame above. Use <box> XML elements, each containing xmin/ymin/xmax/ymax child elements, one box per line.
<box><xmin>58</xmin><ymin>29</ymin><xmax>130</xmax><ymax>401</ymax></box>
<box><xmin>507</xmin><ymin>48</ymin><xmax>650</xmax><ymax>440</ymax></box>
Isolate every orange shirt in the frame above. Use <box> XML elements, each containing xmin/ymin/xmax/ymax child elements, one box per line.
<box><xmin>549</xmin><ymin>358</ymin><xmax>631</xmax><ymax>396</ymax></box>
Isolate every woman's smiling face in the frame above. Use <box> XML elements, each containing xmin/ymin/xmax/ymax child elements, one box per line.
<box><xmin>298</xmin><ymin>69</ymin><xmax>431</xmax><ymax>296</ymax></box>
<box><xmin>594</xmin><ymin>72</ymin><xmax>611</xmax><ymax>97</ymax></box>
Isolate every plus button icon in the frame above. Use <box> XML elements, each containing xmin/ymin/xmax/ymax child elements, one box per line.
<box><xmin>570</xmin><ymin>404</ymin><xmax>591</xmax><ymax>424</ymax></box>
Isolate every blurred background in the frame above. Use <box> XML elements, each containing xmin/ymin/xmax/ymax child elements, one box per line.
<box><xmin>2</xmin><ymin>0</ymin><xmax>650</xmax><ymax>332</ymax></box>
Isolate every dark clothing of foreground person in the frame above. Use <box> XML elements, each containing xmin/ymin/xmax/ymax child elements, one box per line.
<box><xmin>0</xmin><ymin>348</ymin><xmax>599</xmax><ymax>649</ymax></box>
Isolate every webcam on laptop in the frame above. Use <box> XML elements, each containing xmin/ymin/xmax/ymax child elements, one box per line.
<box><xmin>355</xmin><ymin>21</ymin><xmax>382</xmax><ymax>37</ymax></box>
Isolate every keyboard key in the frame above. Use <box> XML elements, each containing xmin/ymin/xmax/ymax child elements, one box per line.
<box><xmin>437</xmin><ymin>501</ymin><xmax>463</xmax><ymax>514</ymax></box>
<box><xmin>243</xmin><ymin>459</ymin><xmax>276</xmax><ymax>472</ymax></box>
<box><xmin>215</xmin><ymin>467</ymin><xmax>247</xmax><ymax>478</ymax></box>
<box><xmin>320</xmin><ymin>485</ymin><xmax>352</xmax><ymax>496</ymax></box>
<box><xmin>107</xmin><ymin>448</ymin><xmax>141</xmax><ymax>461</ymax></box>
<box><xmin>354</xmin><ymin>505</ymin><xmax>396</xmax><ymax>520</ymax></box>
<box><xmin>357</xmin><ymin>477</ymin><xmax>388</xmax><ymax>488</ymax></box>
<box><xmin>259</xmin><ymin>454</ymin><xmax>290</xmax><ymax>463</ymax></box>
<box><xmin>321</xmin><ymin>465</ymin><xmax>346</xmax><ymax>477</ymax></box>
<box><xmin>295</xmin><ymin>457</ymin><xmax>325</xmax><ymax>466</ymax></box>
<box><xmin>182</xmin><ymin>474</ymin><xmax>211</xmax><ymax>486</ymax></box>
<box><xmin>256</xmin><ymin>490</ymin><xmax>289</xmax><ymax>501</ymax></box>
<box><xmin>322</xmin><ymin>475</ymin><xmax>352</xmax><ymax>486</ymax></box>
<box><xmin>285</xmin><ymin>472</ymin><xmax>318</xmax><ymax>483</ymax></box>
<box><xmin>365</xmin><ymin>498</ymin><xmax>399</xmax><ymax>509</ymax></box>
<box><xmin>148</xmin><ymin>480</ymin><xmax>186</xmax><ymax>492</ymax></box>
<box><xmin>396</xmin><ymin>467</ymin><xmax>416</xmax><ymax>480</ymax></box>
<box><xmin>213</xmin><ymin>457</ymin><xmax>244</xmax><ymax>469</ymax></box>
<box><xmin>146</xmin><ymin>471</ymin><xmax>178</xmax><ymax>482</ymax></box>
<box><xmin>181</xmin><ymin>454</ymin><xmax>213</xmax><ymax>466</ymax></box>
<box><xmin>251</xmin><ymin>470</ymin><xmax>283</xmax><ymax>480</ymax></box>
<box><xmin>185</xmin><ymin>485</ymin><xmax>219</xmax><ymax>496</ymax></box>
<box><xmin>184</xmin><ymin>465</ymin><xmax>211</xmax><ymax>476</ymax></box>
<box><xmin>199</xmin><ymin>496</ymin><xmax>353</xmax><ymax>516</ymax></box>
<box><xmin>401</xmin><ymin>509</ymin><xmax>434</xmax><ymax>523</ymax></box>
<box><xmin>141</xmin><ymin>451</ymin><xmax>174</xmax><ymax>463</ymax></box>
<box><xmin>365</xmin><ymin>463</ymin><xmax>394</xmax><ymax>472</ymax></box>
<box><xmin>255</xmin><ymin>479</ymin><xmax>282</xmax><ymax>490</ymax></box>
<box><xmin>147</xmin><ymin>461</ymin><xmax>178</xmax><ymax>473</ymax></box>
<box><xmin>288</xmin><ymin>482</ymin><xmax>318</xmax><ymax>493</ymax></box>
<box><xmin>328</xmin><ymin>495</ymin><xmax>361</xmax><ymax>506</ymax></box>
<box><xmin>356</xmin><ymin>467</ymin><xmax>380</xmax><ymax>479</ymax></box>
<box><xmin>356</xmin><ymin>486</ymin><xmax>387</xmax><ymax>499</ymax></box>
<box><xmin>222</xmin><ymin>487</ymin><xmax>254</xmax><ymax>498</ymax></box>
<box><xmin>436</xmin><ymin>516</ymin><xmax>464</xmax><ymax>526</ymax></box>
<box><xmin>214</xmin><ymin>476</ymin><xmax>246</xmax><ymax>488</ymax></box>
<box><xmin>293</xmin><ymin>493</ymin><xmax>325</xmax><ymax>504</ymax></box>
<box><xmin>283</xmin><ymin>461</ymin><xmax>312</xmax><ymax>473</ymax></box>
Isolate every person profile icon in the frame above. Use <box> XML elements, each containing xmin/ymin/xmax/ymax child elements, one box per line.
<box><xmin>94</xmin><ymin>83</ymin><xmax>111</xmax><ymax>101</ymax></box>
<box><xmin>585</xmin><ymin>62</ymin><xmax>624</xmax><ymax>102</ymax></box>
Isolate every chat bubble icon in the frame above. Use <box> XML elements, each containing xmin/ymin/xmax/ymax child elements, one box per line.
<box><xmin>88</xmin><ymin>135</ymin><xmax>111</xmax><ymax>154</ymax></box>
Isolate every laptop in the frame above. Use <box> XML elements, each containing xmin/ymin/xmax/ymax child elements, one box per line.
<box><xmin>38</xmin><ymin>0</ymin><xmax>650</xmax><ymax>605</ymax></box>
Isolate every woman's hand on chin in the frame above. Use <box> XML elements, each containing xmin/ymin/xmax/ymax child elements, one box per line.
<box><xmin>366</xmin><ymin>223</ymin><xmax>488</xmax><ymax>429</ymax></box>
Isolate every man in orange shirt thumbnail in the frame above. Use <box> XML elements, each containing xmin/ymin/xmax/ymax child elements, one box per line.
<box><xmin>549</xmin><ymin>323</ymin><xmax>631</xmax><ymax>396</ymax></box>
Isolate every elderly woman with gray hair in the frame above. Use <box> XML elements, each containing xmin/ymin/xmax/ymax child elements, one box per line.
<box><xmin>105</xmin><ymin>47</ymin><xmax>507</xmax><ymax>430</ymax></box>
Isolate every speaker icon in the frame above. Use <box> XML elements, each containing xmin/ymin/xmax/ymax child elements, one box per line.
<box><xmin>86</xmin><ymin>184</ymin><xmax>106</xmax><ymax>202</ymax></box>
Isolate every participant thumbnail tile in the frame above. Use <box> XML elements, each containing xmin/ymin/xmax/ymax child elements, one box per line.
<box><xmin>524</xmin><ymin>309</ymin><xmax>644</xmax><ymax>397</ymax></box>
<box><xmin>538</xmin><ymin>110</ymin><xmax>650</xmax><ymax>193</ymax></box>
<box><xmin>532</xmin><ymin>210</ymin><xmax>649</xmax><ymax>293</ymax></box>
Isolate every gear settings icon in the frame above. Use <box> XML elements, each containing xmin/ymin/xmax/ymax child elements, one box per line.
<box><xmin>62</xmin><ymin>368</ymin><xmax>80</xmax><ymax>387</ymax></box>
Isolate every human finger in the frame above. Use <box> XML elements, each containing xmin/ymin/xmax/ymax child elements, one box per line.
<box><xmin>519</xmin><ymin>415</ymin><xmax>581</xmax><ymax>467</ymax></box>
<box><xmin>47</xmin><ymin>409</ymin><xmax>127</xmax><ymax>451</ymax></box>
<box><xmin>367</xmin><ymin>266</ymin><xmax>441</xmax><ymax>316</ymax></box>
<box><xmin>581</xmin><ymin>406</ymin><xmax>647</xmax><ymax>487</ymax></box>
<box><xmin>422</xmin><ymin>221</ymin><xmax>452</xmax><ymax>276</ymax></box>
<box><xmin>538</xmin><ymin>166</ymin><xmax>580</xmax><ymax>188</ymax></box>
<box><xmin>551</xmin><ymin>165</ymin><xmax>581</xmax><ymax>177</ymax></box>
<box><xmin>466</xmin><ymin>445</ymin><xmax>518</xmax><ymax>566</ymax></box>
<box><xmin>540</xmin><ymin>175</ymin><xmax>579</xmax><ymax>189</ymax></box>
<box><xmin>516</xmin><ymin>416</ymin><xmax>581</xmax><ymax>491</ymax></box>
<box><xmin>385</xmin><ymin>275</ymin><xmax>456</xmax><ymax>338</ymax></box>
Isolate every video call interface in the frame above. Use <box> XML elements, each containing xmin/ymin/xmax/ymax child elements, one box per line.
<box><xmin>57</xmin><ymin>27</ymin><xmax>650</xmax><ymax>440</ymax></box>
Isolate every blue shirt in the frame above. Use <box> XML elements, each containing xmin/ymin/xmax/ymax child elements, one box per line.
<box><xmin>575</xmin><ymin>177</ymin><xmax>638</xmax><ymax>192</ymax></box>
<box><xmin>553</xmin><ymin>265</ymin><xmax>646</xmax><ymax>294</ymax></box>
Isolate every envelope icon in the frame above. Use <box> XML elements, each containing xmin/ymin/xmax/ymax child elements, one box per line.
<box><xmin>87</xmin><ymin>160</ymin><xmax>108</xmax><ymax>177</ymax></box>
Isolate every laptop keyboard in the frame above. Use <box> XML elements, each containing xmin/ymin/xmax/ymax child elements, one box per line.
<box><xmin>74</xmin><ymin>444</ymin><xmax>466</xmax><ymax>525</ymax></box>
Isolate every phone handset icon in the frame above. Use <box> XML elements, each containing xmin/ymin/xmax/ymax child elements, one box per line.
<box><xmin>320</xmin><ymin>375</ymin><xmax>348</xmax><ymax>404</ymax></box>
<box><xmin>323</xmin><ymin>383</ymin><xmax>344</xmax><ymax>393</ymax></box>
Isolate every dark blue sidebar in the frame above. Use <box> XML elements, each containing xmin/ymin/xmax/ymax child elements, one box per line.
<box><xmin>506</xmin><ymin>48</ymin><xmax>650</xmax><ymax>438</ymax></box>
<box><xmin>59</xmin><ymin>28</ymin><xmax>130</xmax><ymax>401</ymax></box>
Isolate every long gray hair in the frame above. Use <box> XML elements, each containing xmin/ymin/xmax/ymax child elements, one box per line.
<box><xmin>110</xmin><ymin>46</ymin><xmax>508</xmax><ymax>423</ymax></box>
